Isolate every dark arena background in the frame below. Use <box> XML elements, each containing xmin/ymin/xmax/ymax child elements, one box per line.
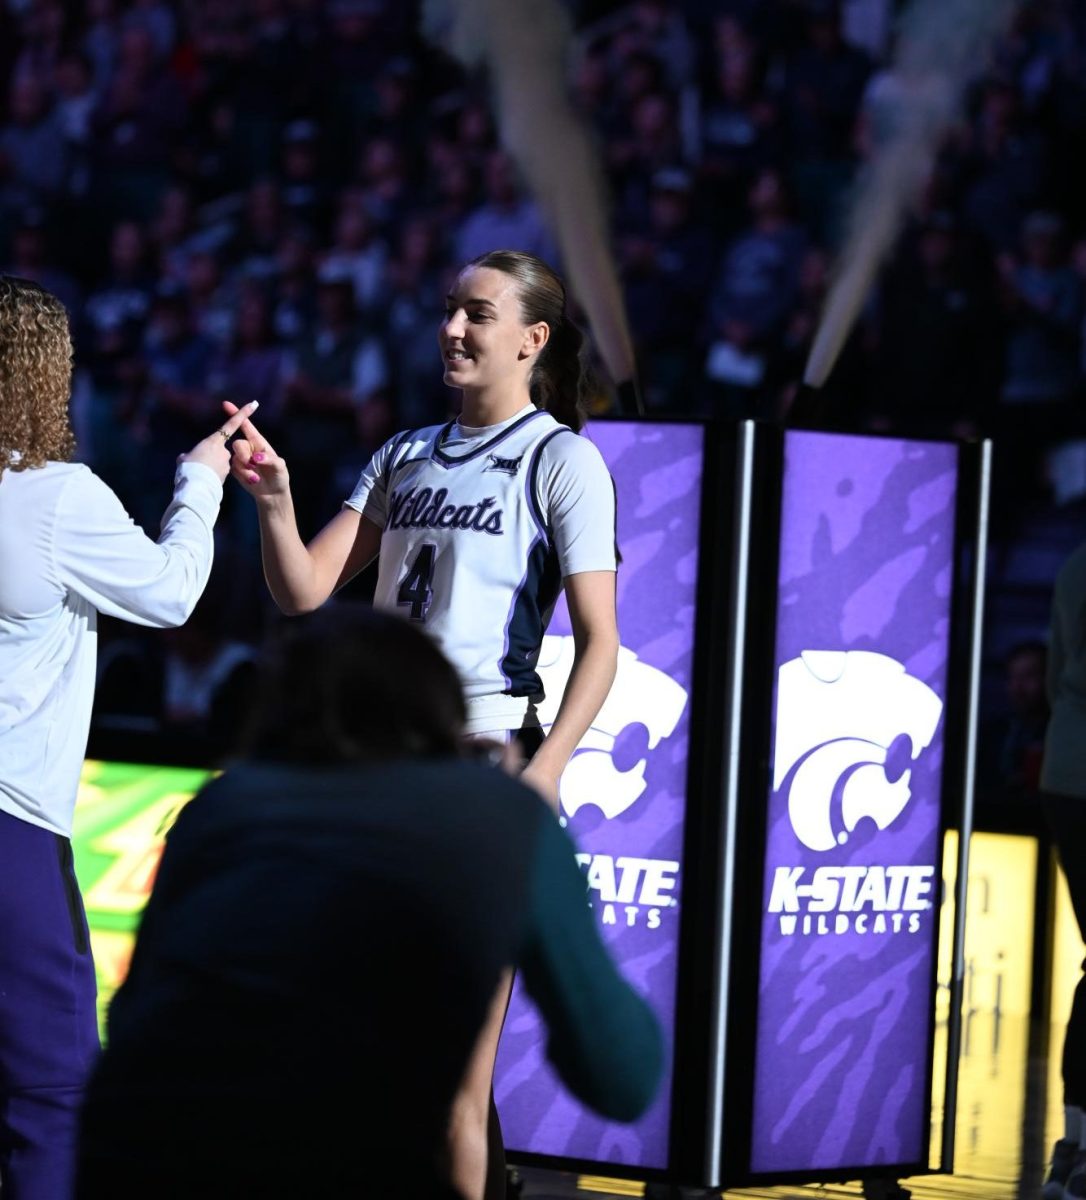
<box><xmin>5</xmin><ymin>0</ymin><xmax>1086</xmax><ymax>1196</ymax></box>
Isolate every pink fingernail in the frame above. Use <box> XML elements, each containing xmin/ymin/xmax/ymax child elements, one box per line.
<box><xmin>248</xmin><ymin>473</ymin><xmax>260</xmax><ymax>483</ymax></box>
<box><xmin>253</xmin><ymin>453</ymin><xmax>265</xmax><ymax>463</ymax></box>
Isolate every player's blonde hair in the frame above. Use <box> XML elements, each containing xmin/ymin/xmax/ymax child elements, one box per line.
<box><xmin>0</xmin><ymin>275</ymin><xmax>75</xmax><ymax>478</ymax></box>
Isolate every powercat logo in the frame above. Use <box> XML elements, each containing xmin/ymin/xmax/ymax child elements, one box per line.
<box><xmin>536</xmin><ymin>635</ymin><xmax>687</xmax><ymax>930</ymax></box>
<box><xmin>535</xmin><ymin>635</ymin><xmax>687</xmax><ymax>822</ymax></box>
<box><xmin>769</xmin><ymin>650</ymin><xmax>943</xmax><ymax>937</ymax></box>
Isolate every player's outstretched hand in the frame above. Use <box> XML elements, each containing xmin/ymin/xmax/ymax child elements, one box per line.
<box><xmin>179</xmin><ymin>401</ymin><xmax>261</xmax><ymax>484</ymax></box>
<box><xmin>220</xmin><ymin>400</ymin><xmax>290</xmax><ymax>500</ymax></box>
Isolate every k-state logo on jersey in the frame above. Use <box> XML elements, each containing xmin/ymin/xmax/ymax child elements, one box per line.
<box><xmin>535</xmin><ymin>635</ymin><xmax>687</xmax><ymax>821</ymax></box>
<box><xmin>484</xmin><ymin>453</ymin><xmax>523</xmax><ymax>476</ymax></box>
<box><xmin>774</xmin><ymin>650</ymin><xmax>943</xmax><ymax>853</ymax></box>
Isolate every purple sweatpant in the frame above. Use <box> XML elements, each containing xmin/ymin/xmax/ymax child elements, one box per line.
<box><xmin>0</xmin><ymin>807</ymin><xmax>99</xmax><ymax>1199</ymax></box>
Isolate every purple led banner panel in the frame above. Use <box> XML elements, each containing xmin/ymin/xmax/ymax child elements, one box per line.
<box><xmin>496</xmin><ymin>421</ymin><xmax>704</xmax><ymax>1169</ymax></box>
<box><xmin>751</xmin><ymin>431</ymin><xmax>958</xmax><ymax>1175</ymax></box>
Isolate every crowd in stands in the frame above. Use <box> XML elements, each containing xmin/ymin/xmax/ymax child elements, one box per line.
<box><xmin>2</xmin><ymin>0</ymin><xmax>1084</xmax><ymax>781</ymax></box>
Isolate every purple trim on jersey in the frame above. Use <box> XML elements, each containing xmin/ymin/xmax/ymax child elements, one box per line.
<box><xmin>497</xmin><ymin>532</ymin><xmax>564</xmax><ymax>697</ymax></box>
<box><xmin>390</xmin><ymin>454</ymin><xmax>437</xmax><ymax>478</ymax></box>
<box><xmin>433</xmin><ymin>409</ymin><xmax>549</xmax><ymax>466</ymax></box>
<box><xmin>525</xmin><ymin>428</ymin><xmax>575</xmax><ymax>546</ymax></box>
<box><xmin>393</xmin><ymin>428</ymin><xmax>419</xmax><ymax>459</ymax></box>
<box><xmin>383</xmin><ymin>428</ymin><xmax>421</xmax><ymax>483</ymax></box>
<box><xmin>499</xmin><ymin>533</ymin><xmax>541</xmax><ymax>691</ymax></box>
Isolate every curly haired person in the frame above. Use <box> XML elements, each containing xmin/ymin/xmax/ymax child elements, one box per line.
<box><xmin>0</xmin><ymin>275</ymin><xmax>255</xmax><ymax>1199</ymax></box>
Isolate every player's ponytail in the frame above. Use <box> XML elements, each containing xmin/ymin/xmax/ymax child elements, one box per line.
<box><xmin>466</xmin><ymin>249</ymin><xmax>588</xmax><ymax>432</ymax></box>
<box><xmin>532</xmin><ymin>316</ymin><xmax>588</xmax><ymax>432</ymax></box>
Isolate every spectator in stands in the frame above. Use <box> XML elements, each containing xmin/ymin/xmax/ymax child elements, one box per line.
<box><xmin>10</xmin><ymin>0</ymin><xmax>68</xmax><ymax>93</ymax></box>
<box><xmin>277</xmin><ymin>119</ymin><xmax>330</xmax><ymax>232</ymax></box>
<box><xmin>432</xmin><ymin>157</ymin><xmax>479</xmax><ymax>235</ymax></box>
<box><xmin>356</xmin><ymin>134</ymin><xmax>413</xmax><ymax>238</ymax></box>
<box><xmin>1</xmin><ymin>206</ymin><xmax>81</xmax><ymax>316</ymax></box>
<box><xmin>177</xmin><ymin>96</ymin><xmax>253</xmax><ymax>203</ymax></box>
<box><xmin>88</xmin><ymin>25</ymin><xmax>186</xmax><ymax>192</ymax></box>
<box><xmin>143</xmin><ymin>281</ymin><xmax>218</xmax><ymax>484</ymax></box>
<box><xmin>370</xmin><ymin>57</ymin><xmax>424</xmax><ymax>147</ymax></box>
<box><xmin>121</xmin><ymin>0</ymin><xmax>177</xmax><ymax>63</ymax></box>
<box><xmin>270</xmin><ymin>224</ymin><xmax>317</xmax><ymax>342</ymax></box>
<box><xmin>279</xmin><ymin>262</ymin><xmax>389</xmax><ymax>534</ymax></box>
<box><xmin>231</xmin><ymin>177</ymin><xmax>287</xmax><ymax>281</ymax></box>
<box><xmin>1000</xmin><ymin>210</ymin><xmax>1083</xmax><ymax>410</ymax></box>
<box><xmin>704</xmin><ymin>166</ymin><xmax>807</xmax><ymax>416</ymax></box>
<box><xmin>0</xmin><ymin>72</ymin><xmax>69</xmax><ymax>218</ymax></box>
<box><xmin>620</xmin><ymin>167</ymin><xmax>717</xmax><ymax>410</ymax></box>
<box><xmin>977</xmin><ymin>640</ymin><xmax>1050</xmax><ymax>811</ymax></box>
<box><xmin>777</xmin><ymin>0</ymin><xmax>872</xmax><ymax>161</ymax></box>
<box><xmin>148</xmin><ymin>183</ymin><xmax>205</xmax><ymax>282</ymax></box>
<box><xmin>778</xmin><ymin>243</ymin><xmax>830</xmax><ymax>413</ymax></box>
<box><xmin>81</xmin><ymin>0</ymin><xmax>121</xmax><ymax>92</ymax></box>
<box><xmin>322</xmin><ymin>191</ymin><xmax>389</xmax><ymax>318</ymax></box>
<box><xmin>961</xmin><ymin>73</ymin><xmax>1051</xmax><ymax>254</ymax></box>
<box><xmin>609</xmin><ymin>89</ymin><xmax>688</xmax><ymax>223</ymax></box>
<box><xmin>85</xmin><ymin>219</ymin><xmax>154</xmax><ymax>337</ymax></box>
<box><xmin>775</xmin><ymin>0</ymin><xmax>870</xmax><ymax>240</ymax></box>
<box><xmin>571</xmin><ymin>42</ymin><xmax>615</xmax><ymax>126</ymax></box>
<box><xmin>385</xmin><ymin>215</ymin><xmax>453</xmax><ymax>428</ymax></box>
<box><xmin>700</xmin><ymin>26</ymin><xmax>782</xmax><ymax>231</ymax></box>
<box><xmin>612</xmin><ymin>48</ymin><xmax>667</xmax><ymax>119</ymax></box>
<box><xmin>327</xmin><ymin>0</ymin><xmax>398</xmax><ymax>90</ymax></box>
<box><xmin>455</xmin><ymin>150</ymin><xmax>558</xmax><ymax>267</ymax></box>
<box><xmin>996</xmin><ymin>209</ymin><xmax>1084</xmax><ymax>505</ymax></box>
<box><xmin>81</xmin><ymin>311</ymin><xmax>146</xmax><ymax>514</ymax></box>
<box><xmin>209</xmin><ymin>284</ymin><xmax>286</xmax><ymax>423</ymax></box>
<box><xmin>54</xmin><ymin>50</ymin><xmax>99</xmax><ymax>157</ymax></box>
<box><xmin>607</xmin><ymin>0</ymin><xmax>696</xmax><ymax>93</ymax></box>
<box><xmin>185</xmin><ymin>248</ymin><xmax>236</xmax><ymax>349</ymax></box>
<box><xmin>453</xmin><ymin>98</ymin><xmax>498</xmax><ymax>175</ymax></box>
<box><xmin>158</xmin><ymin>590</ymin><xmax>254</xmax><ymax>747</ymax></box>
<box><xmin>872</xmin><ymin>209</ymin><xmax>1000</xmax><ymax>439</ymax></box>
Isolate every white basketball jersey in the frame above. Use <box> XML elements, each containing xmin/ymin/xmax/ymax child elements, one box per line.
<box><xmin>366</xmin><ymin>408</ymin><xmax>578</xmax><ymax>702</ymax></box>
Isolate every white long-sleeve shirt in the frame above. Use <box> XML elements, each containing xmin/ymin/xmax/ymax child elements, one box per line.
<box><xmin>0</xmin><ymin>460</ymin><xmax>223</xmax><ymax>836</ymax></box>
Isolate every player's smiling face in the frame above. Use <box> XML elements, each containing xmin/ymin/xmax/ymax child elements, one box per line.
<box><xmin>439</xmin><ymin>266</ymin><xmax>548</xmax><ymax>393</ymax></box>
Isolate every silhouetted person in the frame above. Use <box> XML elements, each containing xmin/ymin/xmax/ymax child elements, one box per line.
<box><xmin>77</xmin><ymin>607</ymin><xmax>661</xmax><ymax>1199</ymax></box>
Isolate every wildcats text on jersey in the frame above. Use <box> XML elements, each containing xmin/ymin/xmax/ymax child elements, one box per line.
<box><xmin>386</xmin><ymin>486</ymin><xmax>504</xmax><ymax>535</ymax></box>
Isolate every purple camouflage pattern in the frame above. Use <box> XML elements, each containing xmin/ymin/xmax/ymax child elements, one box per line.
<box><xmin>751</xmin><ymin>431</ymin><xmax>959</xmax><ymax>1174</ymax></box>
<box><xmin>495</xmin><ymin>421</ymin><xmax>705</xmax><ymax>1169</ymax></box>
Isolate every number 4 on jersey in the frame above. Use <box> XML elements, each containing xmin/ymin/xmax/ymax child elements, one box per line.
<box><xmin>397</xmin><ymin>543</ymin><xmax>437</xmax><ymax>620</ymax></box>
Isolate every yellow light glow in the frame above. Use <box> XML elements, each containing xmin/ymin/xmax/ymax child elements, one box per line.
<box><xmin>576</xmin><ymin>1177</ymin><xmax>646</xmax><ymax>1196</ymax></box>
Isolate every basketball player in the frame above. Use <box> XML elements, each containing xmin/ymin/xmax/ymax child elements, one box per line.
<box><xmin>225</xmin><ymin>250</ymin><xmax>620</xmax><ymax>1199</ymax></box>
<box><xmin>0</xmin><ymin>273</ymin><xmax>257</xmax><ymax>1199</ymax></box>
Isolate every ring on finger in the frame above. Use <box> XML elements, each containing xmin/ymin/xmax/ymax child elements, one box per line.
<box><xmin>217</xmin><ymin>428</ymin><xmax>230</xmax><ymax>441</ymax></box>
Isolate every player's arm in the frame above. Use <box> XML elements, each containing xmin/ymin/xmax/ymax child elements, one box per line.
<box><xmin>222</xmin><ymin>400</ymin><xmax>383</xmax><ymax>615</ymax></box>
<box><xmin>256</xmin><ymin>498</ymin><xmax>381</xmax><ymax>616</ymax></box>
<box><xmin>523</xmin><ymin>570</ymin><xmax>618</xmax><ymax>811</ymax></box>
<box><xmin>518</xmin><ymin>809</ymin><xmax>662</xmax><ymax>1120</ymax></box>
<box><xmin>53</xmin><ymin>403</ymin><xmax>259</xmax><ymax>627</ymax></box>
<box><xmin>523</xmin><ymin>434</ymin><xmax>619</xmax><ymax>810</ymax></box>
